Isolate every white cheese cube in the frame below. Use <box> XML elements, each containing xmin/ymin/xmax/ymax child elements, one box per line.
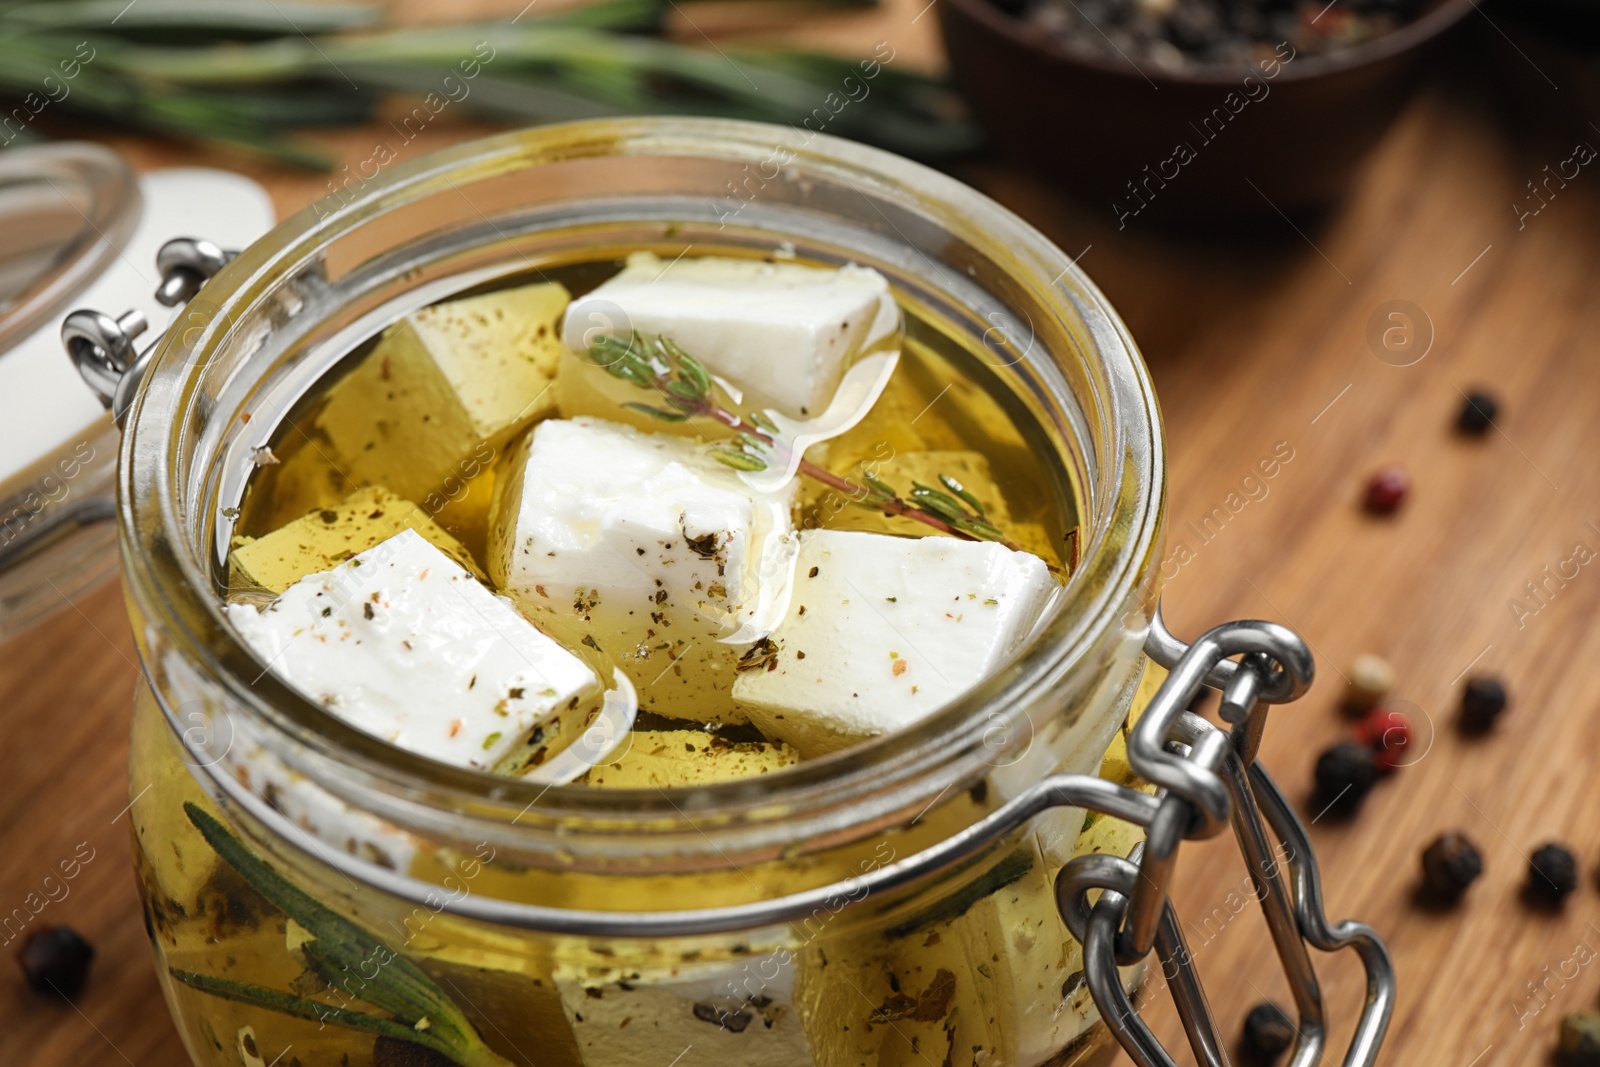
<box><xmin>555</xmin><ymin>957</ymin><xmax>814</xmax><ymax>1067</ymax></box>
<box><xmin>489</xmin><ymin>417</ymin><xmax>798</xmax><ymax>722</ymax></box>
<box><xmin>226</xmin><ymin>529</ymin><xmax>602</xmax><ymax>772</ymax></box>
<box><xmin>314</xmin><ymin>281</ymin><xmax>568</xmax><ymax>504</ymax></box>
<box><xmin>226</xmin><ymin>729</ymin><xmax>420</xmax><ymax>874</ymax></box>
<box><xmin>793</xmin><ymin>824</ymin><xmax>1146</xmax><ymax>1066</ymax></box>
<box><xmin>563</xmin><ymin>252</ymin><xmax>898</xmax><ymax>419</ymax></box>
<box><xmin>733</xmin><ymin>530</ymin><xmax>1056</xmax><ymax>756</ymax></box>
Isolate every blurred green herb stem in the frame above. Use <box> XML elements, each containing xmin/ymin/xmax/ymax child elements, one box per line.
<box><xmin>0</xmin><ymin>0</ymin><xmax>976</xmax><ymax>166</ymax></box>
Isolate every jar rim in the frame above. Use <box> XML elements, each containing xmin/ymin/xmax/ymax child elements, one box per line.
<box><xmin>120</xmin><ymin>117</ymin><xmax>1164</xmax><ymax>861</ymax></box>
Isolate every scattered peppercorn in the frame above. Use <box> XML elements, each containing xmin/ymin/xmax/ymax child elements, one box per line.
<box><xmin>1344</xmin><ymin>653</ymin><xmax>1394</xmax><ymax>713</ymax></box>
<box><xmin>15</xmin><ymin>925</ymin><xmax>95</xmax><ymax>998</ymax></box>
<box><xmin>1313</xmin><ymin>742</ymin><xmax>1378</xmax><ymax>812</ymax></box>
<box><xmin>1420</xmin><ymin>832</ymin><xmax>1482</xmax><ymax>899</ymax></box>
<box><xmin>1354</xmin><ymin>707</ymin><xmax>1412</xmax><ymax>771</ymax></box>
<box><xmin>1563</xmin><ymin>1011</ymin><xmax>1600</xmax><ymax>1065</ymax></box>
<box><xmin>1528</xmin><ymin>843</ymin><xmax>1579</xmax><ymax>904</ymax></box>
<box><xmin>1362</xmin><ymin>466</ymin><xmax>1409</xmax><ymax>515</ymax></box>
<box><xmin>1242</xmin><ymin>1000</ymin><xmax>1296</xmax><ymax>1059</ymax></box>
<box><xmin>1457</xmin><ymin>391</ymin><xmax>1499</xmax><ymax>436</ymax></box>
<box><xmin>1459</xmin><ymin>675</ymin><xmax>1508</xmax><ymax>734</ymax></box>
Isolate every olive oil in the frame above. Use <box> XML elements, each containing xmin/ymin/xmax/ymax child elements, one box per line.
<box><xmin>234</xmin><ymin>254</ymin><xmax>1081</xmax><ymax>586</ymax></box>
<box><xmin>131</xmin><ymin>251</ymin><xmax>1133</xmax><ymax>1067</ymax></box>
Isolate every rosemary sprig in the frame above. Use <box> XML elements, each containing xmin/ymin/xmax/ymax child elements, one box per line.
<box><xmin>0</xmin><ymin>0</ymin><xmax>978</xmax><ymax>167</ymax></box>
<box><xmin>174</xmin><ymin>803</ymin><xmax>512</xmax><ymax>1067</ymax></box>
<box><xmin>590</xmin><ymin>332</ymin><xmax>1031</xmax><ymax>554</ymax></box>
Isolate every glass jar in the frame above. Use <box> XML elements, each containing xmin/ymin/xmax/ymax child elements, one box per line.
<box><xmin>120</xmin><ymin>118</ymin><xmax>1169</xmax><ymax>1067</ymax></box>
<box><xmin>0</xmin><ymin>142</ymin><xmax>275</xmax><ymax>639</ymax></box>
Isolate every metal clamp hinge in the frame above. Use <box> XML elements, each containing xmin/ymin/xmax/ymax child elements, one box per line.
<box><xmin>61</xmin><ymin>237</ymin><xmax>234</xmax><ymax>427</ymax></box>
<box><xmin>1053</xmin><ymin>608</ymin><xmax>1395</xmax><ymax>1067</ymax></box>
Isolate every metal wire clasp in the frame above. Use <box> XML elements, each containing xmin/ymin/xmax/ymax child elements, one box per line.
<box><xmin>1056</xmin><ymin>608</ymin><xmax>1396</xmax><ymax>1067</ymax></box>
<box><xmin>61</xmin><ymin>237</ymin><xmax>233</xmax><ymax>427</ymax></box>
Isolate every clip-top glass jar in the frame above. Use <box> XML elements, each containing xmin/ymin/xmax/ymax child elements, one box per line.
<box><xmin>0</xmin><ymin>142</ymin><xmax>274</xmax><ymax>639</ymax></box>
<box><xmin>102</xmin><ymin>118</ymin><xmax>1391</xmax><ymax>1067</ymax></box>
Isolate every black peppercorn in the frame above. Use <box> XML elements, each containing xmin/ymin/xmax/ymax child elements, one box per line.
<box><xmin>1313</xmin><ymin>741</ymin><xmax>1378</xmax><ymax>811</ymax></box>
<box><xmin>15</xmin><ymin>925</ymin><xmax>95</xmax><ymax>998</ymax></box>
<box><xmin>1420</xmin><ymin>832</ymin><xmax>1482</xmax><ymax>899</ymax></box>
<box><xmin>1242</xmin><ymin>1000</ymin><xmax>1296</xmax><ymax>1058</ymax></box>
<box><xmin>1529</xmin><ymin>843</ymin><xmax>1579</xmax><ymax>904</ymax></box>
<box><xmin>1460</xmin><ymin>675</ymin><xmax>1508</xmax><ymax>734</ymax></box>
<box><xmin>1457</xmin><ymin>391</ymin><xmax>1499</xmax><ymax>435</ymax></box>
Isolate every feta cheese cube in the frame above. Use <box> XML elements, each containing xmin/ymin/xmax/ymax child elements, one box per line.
<box><xmin>489</xmin><ymin>417</ymin><xmax>798</xmax><ymax>722</ymax></box>
<box><xmin>793</xmin><ymin>886</ymin><xmax>1011</xmax><ymax>1067</ymax></box>
<box><xmin>555</xmin><ymin>955</ymin><xmax>815</xmax><ymax>1067</ymax></box>
<box><xmin>228</xmin><ymin>485</ymin><xmax>483</xmax><ymax>593</ymax></box>
<box><xmin>581</xmin><ymin>731</ymin><xmax>799</xmax><ymax>788</ymax></box>
<box><xmin>793</xmin><ymin>817</ymin><xmax>1145</xmax><ymax>1067</ymax></box>
<box><xmin>563</xmin><ymin>253</ymin><xmax>898</xmax><ymax>419</ymax></box>
<box><xmin>226</xmin><ymin>728</ymin><xmax>420</xmax><ymax>873</ymax></box>
<box><xmin>983</xmin><ymin>826</ymin><xmax>1143</xmax><ymax>1066</ymax></box>
<box><xmin>226</xmin><ymin>529</ymin><xmax>602</xmax><ymax>772</ymax></box>
<box><xmin>733</xmin><ymin>530</ymin><xmax>1056</xmax><ymax>756</ymax></box>
<box><xmin>316</xmin><ymin>282</ymin><xmax>568</xmax><ymax>503</ymax></box>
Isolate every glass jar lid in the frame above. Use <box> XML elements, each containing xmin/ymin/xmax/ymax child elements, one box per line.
<box><xmin>0</xmin><ymin>141</ymin><xmax>138</xmax><ymax>355</ymax></box>
<box><xmin>0</xmin><ymin>142</ymin><xmax>276</xmax><ymax>639</ymax></box>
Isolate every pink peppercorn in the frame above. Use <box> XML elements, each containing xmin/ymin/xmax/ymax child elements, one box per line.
<box><xmin>1363</xmin><ymin>466</ymin><xmax>1409</xmax><ymax>514</ymax></box>
<box><xmin>1355</xmin><ymin>707</ymin><xmax>1413</xmax><ymax>771</ymax></box>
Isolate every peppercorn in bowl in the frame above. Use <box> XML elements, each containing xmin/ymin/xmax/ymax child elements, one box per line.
<box><xmin>938</xmin><ymin>0</ymin><xmax>1476</xmax><ymax>222</ymax></box>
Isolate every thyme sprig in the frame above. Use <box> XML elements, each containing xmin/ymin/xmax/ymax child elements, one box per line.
<box><xmin>590</xmin><ymin>332</ymin><xmax>1029</xmax><ymax>552</ymax></box>
<box><xmin>172</xmin><ymin>803</ymin><xmax>512</xmax><ymax>1067</ymax></box>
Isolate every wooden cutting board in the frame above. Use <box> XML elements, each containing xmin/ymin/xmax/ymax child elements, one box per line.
<box><xmin>3</xmin><ymin>5</ymin><xmax>1598</xmax><ymax>1064</ymax></box>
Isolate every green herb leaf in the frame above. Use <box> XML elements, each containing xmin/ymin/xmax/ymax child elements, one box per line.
<box><xmin>182</xmin><ymin>805</ymin><xmax>444</xmax><ymax>1017</ymax></box>
<box><xmin>665</xmin><ymin>378</ymin><xmax>705</xmax><ymax>402</ymax></box>
<box><xmin>673</xmin><ymin>348</ymin><xmax>714</xmax><ymax>398</ymax></box>
<box><xmin>295</xmin><ymin>940</ymin><xmax>449</xmax><ymax>1041</ymax></box>
<box><xmin>622</xmin><ymin>402</ymin><xmax>689</xmax><ymax>423</ymax></box>
<box><xmin>167</xmin><ymin>969</ymin><xmax>456</xmax><ymax>1052</ymax></box>
<box><xmin>909</xmin><ymin>483</ymin><xmax>971</xmax><ymax>523</ymax></box>
<box><xmin>709</xmin><ymin>447</ymin><xmax>768</xmax><ymax>471</ymax></box>
<box><xmin>590</xmin><ymin>337</ymin><xmax>658</xmax><ymax>388</ymax></box>
<box><xmin>938</xmin><ymin>473</ymin><xmax>987</xmax><ymax>517</ymax></box>
<box><xmin>0</xmin><ymin>0</ymin><xmax>383</xmax><ymax>36</ymax></box>
<box><xmin>862</xmin><ymin>473</ymin><xmax>898</xmax><ymax>502</ymax></box>
<box><xmin>947</xmin><ymin>515</ymin><xmax>1007</xmax><ymax>542</ymax></box>
<box><xmin>178</xmin><ymin>804</ymin><xmax>510</xmax><ymax>1065</ymax></box>
<box><xmin>0</xmin><ymin>1</ymin><xmax>977</xmax><ymax>170</ymax></box>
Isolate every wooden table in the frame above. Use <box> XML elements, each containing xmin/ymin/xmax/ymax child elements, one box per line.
<box><xmin>4</xmin><ymin>5</ymin><xmax>1598</xmax><ymax>1064</ymax></box>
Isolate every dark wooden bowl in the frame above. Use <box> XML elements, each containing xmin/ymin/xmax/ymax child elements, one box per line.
<box><xmin>939</xmin><ymin>0</ymin><xmax>1477</xmax><ymax>226</ymax></box>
